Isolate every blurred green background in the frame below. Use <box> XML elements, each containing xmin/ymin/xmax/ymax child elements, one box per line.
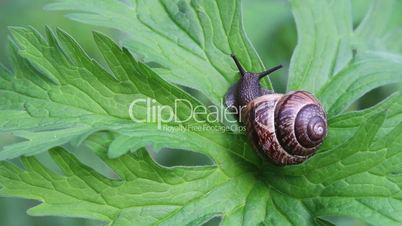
<box><xmin>0</xmin><ymin>0</ymin><xmax>397</xmax><ymax>225</ymax></box>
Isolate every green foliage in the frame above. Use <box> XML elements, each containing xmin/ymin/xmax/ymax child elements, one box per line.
<box><xmin>0</xmin><ymin>137</ymin><xmax>225</xmax><ymax>226</ymax></box>
<box><xmin>0</xmin><ymin>0</ymin><xmax>402</xmax><ymax>225</ymax></box>
<box><xmin>45</xmin><ymin>0</ymin><xmax>271</xmax><ymax>105</ymax></box>
<box><xmin>1</xmin><ymin>28</ymin><xmax>252</xmax><ymax>163</ymax></box>
<box><xmin>289</xmin><ymin>0</ymin><xmax>402</xmax><ymax>115</ymax></box>
<box><xmin>0</xmin><ymin>0</ymin><xmax>112</xmax><ymax>70</ymax></box>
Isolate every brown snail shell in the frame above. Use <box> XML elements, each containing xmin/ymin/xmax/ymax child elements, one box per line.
<box><xmin>241</xmin><ymin>91</ymin><xmax>327</xmax><ymax>165</ymax></box>
<box><xmin>226</xmin><ymin>54</ymin><xmax>328</xmax><ymax>165</ymax></box>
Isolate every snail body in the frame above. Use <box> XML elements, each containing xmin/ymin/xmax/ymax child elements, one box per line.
<box><xmin>225</xmin><ymin>55</ymin><xmax>327</xmax><ymax>165</ymax></box>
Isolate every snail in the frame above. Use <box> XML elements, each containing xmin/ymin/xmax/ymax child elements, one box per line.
<box><xmin>225</xmin><ymin>54</ymin><xmax>327</xmax><ymax>165</ymax></box>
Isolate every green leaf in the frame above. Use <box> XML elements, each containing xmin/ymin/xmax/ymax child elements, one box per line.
<box><xmin>1</xmin><ymin>105</ymin><xmax>402</xmax><ymax>225</ymax></box>
<box><xmin>0</xmin><ymin>145</ymin><xmax>223</xmax><ymax>225</ymax></box>
<box><xmin>288</xmin><ymin>0</ymin><xmax>353</xmax><ymax>93</ymax></box>
<box><xmin>1</xmin><ymin>27</ymin><xmax>258</xmax><ymax>164</ymax></box>
<box><xmin>289</xmin><ymin>0</ymin><xmax>402</xmax><ymax>114</ymax></box>
<box><xmin>47</xmin><ymin>0</ymin><xmax>402</xmax><ymax>112</ymax></box>
<box><xmin>45</xmin><ymin>0</ymin><xmax>272</xmax><ymax>105</ymax></box>
<box><xmin>318</xmin><ymin>51</ymin><xmax>402</xmax><ymax>115</ymax></box>
<box><xmin>325</xmin><ymin>93</ymin><xmax>402</xmax><ymax>149</ymax></box>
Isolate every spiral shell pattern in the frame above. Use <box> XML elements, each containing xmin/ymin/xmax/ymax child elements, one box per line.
<box><xmin>241</xmin><ymin>91</ymin><xmax>327</xmax><ymax>165</ymax></box>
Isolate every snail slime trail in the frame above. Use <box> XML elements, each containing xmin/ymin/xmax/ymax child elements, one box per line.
<box><xmin>225</xmin><ymin>54</ymin><xmax>327</xmax><ymax>166</ymax></box>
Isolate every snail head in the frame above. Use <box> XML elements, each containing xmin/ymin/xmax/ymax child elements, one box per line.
<box><xmin>230</xmin><ymin>54</ymin><xmax>282</xmax><ymax>106</ymax></box>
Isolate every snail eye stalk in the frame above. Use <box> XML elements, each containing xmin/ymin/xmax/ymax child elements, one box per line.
<box><xmin>230</xmin><ymin>54</ymin><xmax>246</xmax><ymax>76</ymax></box>
<box><xmin>230</xmin><ymin>54</ymin><xmax>282</xmax><ymax>79</ymax></box>
<box><xmin>257</xmin><ymin>65</ymin><xmax>283</xmax><ymax>80</ymax></box>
